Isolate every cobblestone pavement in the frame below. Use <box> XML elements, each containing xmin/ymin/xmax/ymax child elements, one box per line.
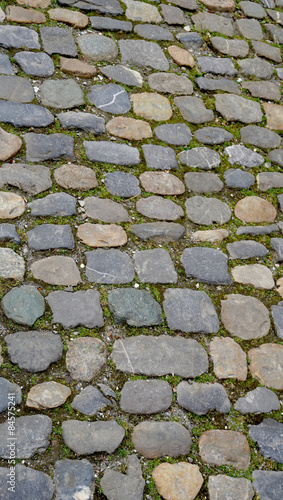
<box><xmin>0</xmin><ymin>0</ymin><xmax>282</xmax><ymax>498</ymax></box>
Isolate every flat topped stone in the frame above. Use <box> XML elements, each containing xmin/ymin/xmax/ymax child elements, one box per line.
<box><xmin>27</xmin><ymin>192</ymin><xmax>76</xmax><ymax>216</ymax></box>
<box><xmin>40</xmin><ymin>79</ymin><xmax>85</xmax><ymax>109</ymax></box>
<box><xmin>243</xmin><ymin>80</ymin><xmax>281</xmax><ymax>101</ymax></box>
<box><xmin>119</xmin><ymin>39</ymin><xmax>169</xmax><ymax>71</ymax></box>
<box><xmin>0</xmin><ymin>465</ymin><xmax>54</xmax><ymax>500</ymax></box>
<box><xmin>27</xmin><ymin>381</ymin><xmax>71</xmax><ymax>410</ymax></box>
<box><xmin>201</xmin><ymin>0</ymin><xmax>235</xmax><ymax>11</ymax></box>
<box><xmin>235</xmin><ymin>387</ymin><xmax>280</xmax><ymax>414</ymax></box>
<box><xmin>66</xmin><ymin>337</ymin><xmax>106</xmax><ymax>382</ymax></box>
<box><xmin>90</xmin><ymin>15</ymin><xmax>132</xmax><ymax>31</ymax></box>
<box><xmin>248</xmin><ymin>343</ymin><xmax>283</xmax><ymax>389</ymax></box>
<box><xmin>221</xmin><ymin>294</ymin><xmax>270</xmax><ymax>340</ymax></box>
<box><xmin>0</xmin><ymin>163</ymin><xmax>52</xmax><ymax>195</ymax></box>
<box><xmin>211</xmin><ymin>36</ymin><xmax>249</xmax><ymax>57</ymax></box>
<box><xmin>215</xmin><ymin>94</ymin><xmax>263</xmax><ymax>123</ymax></box>
<box><xmin>252</xmin><ymin>40</ymin><xmax>282</xmax><ymax>63</ymax></box>
<box><xmin>185</xmin><ymin>172</ymin><xmax>223</xmax><ymax>193</ymax></box>
<box><xmin>153</xmin><ymin>463</ymin><xmax>203</xmax><ymax>500</ymax></box>
<box><xmin>54</xmin><ymin>459</ymin><xmax>95</xmax><ymax>500</ymax></box>
<box><xmin>106</xmin><ymin>117</ymin><xmax>152</xmax><ymax>141</ymax></box>
<box><xmin>59</xmin><ymin>56</ymin><xmax>97</xmax><ymax>77</ymax></box>
<box><xmin>0</xmin><ymin>248</ymin><xmax>25</xmax><ymax>280</ymax></box>
<box><xmin>232</xmin><ymin>264</ymin><xmax>275</xmax><ymax>289</ymax></box>
<box><xmin>132</xmin><ymin>422</ymin><xmax>192</xmax><ymax>459</ymax></box>
<box><xmin>252</xmin><ymin>471</ymin><xmax>283</xmax><ymax>500</ymax></box>
<box><xmin>24</xmin><ymin>133</ymin><xmax>74</xmax><ymax>162</ymax></box>
<box><xmin>68</xmin><ymin>0</ymin><xmax>123</xmax><ymax>15</ymax></box>
<box><xmin>108</xmin><ymin>288</ymin><xmax>162</xmax><ymax>327</ymax></box>
<box><xmin>197</xmin><ymin>76</ymin><xmax>240</xmax><ymax>94</ymax></box>
<box><xmin>179</xmin><ymin>147</ymin><xmax>220</xmax><ymax>170</ymax></box>
<box><xmin>84</xmin><ymin>197</ymin><xmax>130</xmax><ymax>223</ymax></box>
<box><xmin>54</xmin><ymin>164</ymin><xmax>98</xmax><ymax>191</ymax></box>
<box><xmin>194</xmin><ymin>127</ymin><xmax>233</xmax><ymax>145</ymax></box>
<box><xmin>0</xmin><ymin>54</ymin><xmax>14</xmax><ymax>75</ymax></box>
<box><xmin>192</xmin><ymin>12</ymin><xmax>234</xmax><ymax>36</ymax></box>
<box><xmin>105</xmin><ymin>171</ymin><xmax>141</xmax><ymax>197</ymax></box>
<box><xmin>62</xmin><ymin>420</ymin><xmax>125</xmax><ymax>455</ymax></box>
<box><xmin>0</xmin><ymin>75</ymin><xmax>34</xmax><ymax>102</ymax></box>
<box><xmin>263</xmin><ymin>102</ymin><xmax>283</xmax><ymax>131</ymax></box>
<box><xmin>235</xmin><ymin>18</ymin><xmax>263</xmax><ymax>40</ymax></box>
<box><xmin>238</xmin><ymin>57</ymin><xmax>274</xmax><ymax>80</ymax></box>
<box><xmin>71</xmin><ymin>385</ymin><xmax>110</xmax><ymax>415</ymax></box>
<box><xmin>210</xmin><ymin>337</ymin><xmax>247</xmax><ymax>381</ymax></box>
<box><xmin>31</xmin><ymin>256</ymin><xmax>81</xmax><ymax>286</ymax></box>
<box><xmin>77</xmin><ymin>223</ymin><xmax>127</xmax><ymax>247</ymax></box>
<box><xmin>225</xmin><ymin>144</ymin><xmax>264</xmax><ymax>168</ymax></box>
<box><xmin>6</xmin><ymin>5</ymin><xmax>46</xmax><ymax>23</ymax></box>
<box><xmin>100</xmin><ymin>64</ymin><xmax>143</xmax><ymax>88</ymax></box>
<box><xmin>0</xmin><ymin>377</ymin><xmax>22</xmax><ymax>413</ymax></box>
<box><xmin>125</xmin><ymin>0</ymin><xmax>161</xmax><ymax>22</ymax></box>
<box><xmin>249</xmin><ymin>419</ymin><xmax>283</xmax><ymax>463</ymax></box>
<box><xmin>174</xmin><ymin>96</ymin><xmax>214</xmax><ymax>124</ymax></box>
<box><xmin>148</xmin><ymin>73</ymin><xmax>193</xmax><ymax>96</ymax></box>
<box><xmin>240</xmin><ymin>0</ymin><xmax>266</xmax><ymax>18</ymax></box>
<box><xmin>101</xmin><ymin>455</ymin><xmax>145</xmax><ymax>500</ymax></box>
<box><xmin>197</xmin><ymin>56</ymin><xmax>237</xmax><ymax>76</ymax></box>
<box><xmin>154</xmin><ymin>123</ymin><xmax>192</xmax><ymax>145</ymax></box>
<box><xmin>0</xmin><ymin>415</ymin><xmax>52</xmax><ymax>459</ymax></box>
<box><xmin>161</xmin><ymin>5</ymin><xmax>185</xmax><ymax>25</ymax></box>
<box><xmin>131</xmin><ymin>222</ymin><xmax>185</xmax><ymax>242</ymax></box>
<box><xmin>131</xmin><ymin>92</ymin><xmax>172</xmax><ymax>121</ymax></box>
<box><xmin>2</xmin><ymin>285</ymin><xmax>45</xmax><ymax>326</ymax></box>
<box><xmin>48</xmin><ymin>7</ymin><xmax>88</xmax><ymax>27</ymax></box>
<box><xmin>134</xmin><ymin>23</ymin><xmax>173</xmax><ymax>40</ymax></box>
<box><xmin>136</xmin><ymin>196</ymin><xmax>184</xmax><ymax>221</ymax></box>
<box><xmin>85</xmin><ymin>249</ymin><xmax>134</xmax><ymax>284</ymax></box>
<box><xmin>142</xmin><ymin>145</ymin><xmax>178</xmax><ymax>170</ymax></box>
<box><xmin>84</xmin><ymin>140</ymin><xmax>140</xmax><ymax>165</ymax></box>
<box><xmin>227</xmin><ymin>239</ymin><xmax>267</xmax><ymax>259</ymax></box>
<box><xmin>0</xmin><ymin>127</ymin><xmax>22</xmax><ymax>162</ymax></box>
<box><xmin>235</xmin><ymin>196</ymin><xmax>276</xmax><ymax>223</ymax></box>
<box><xmin>192</xmin><ymin>229</ymin><xmax>229</xmax><ymax>243</ymax></box>
<box><xmin>257</xmin><ymin>172</ymin><xmax>283</xmax><ymax>191</ymax></box>
<box><xmin>268</xmin><ymin>149</ymin><xmax>283</xmax><ymax>166</ymax></box>
<box><xmin>120</xmin><ymin>380</ymin><xmax>172</xmax><ymax>414</ymax></box>
<box><xmin>88</xmin><ymin>84</ymin><xmax>131</xmax><ymax>114</ymax></box>
<box><xmin>47</xmin><ymin>290</ymin><xmax>103</xmax><ymax>328</ymax></box>
<box><xmin>0</xmin><ymin>224</ymin><xmax>20</xmax><ymax>244</ymax></box>
<box><xmin>177</xmin><ymin>381</ymin><xmax>231</xmax><ymax>415</ymax></box>
<box><xmin>168</xmin><ymin>45</ymin><xmax>195</xmax><ymax>67</ymax></box>
<box><xmin>5</xmin><ymin>330</ymin><xmax>63</xmax><ymax>372</ymax></box>
<box><xmin>163</xmin><ymin>288</ymin><xmax>219</xmax><ymax>333</ymax></box>
<box><xmin>0</xmin><ymin>25</ymin><xmax>40</xmax><ymax>49</ymax></box>
<box><xmin>236</xmin><ymin>224</ymin><xmax>279</xmax><ymax>236</ymax></box>
<box><xmin>133</xmin><ymin>248</ymin><xmax>177</xmax><ymax>284</ymax></box>
<box><xmin>0</xmin><ymin>102</ymin><xmax>54</xmax><ymax>128</ymax></box>
<box><xmin>40</xmin><ymin>26</ymin><xmax>77</xmax><ymax>56</ymax></box>
<box><xmin>140</xmin><ymin>172</ymin><xmax>185</xmax><ymax>195</ymax></box>
<box><xmin>185</xmin><ymin>196</ymin><xmax>231</xmax><ymax>225</ymax></box>
<box><xmin>240</xmin><ymin>125</ymin><xmax>281</xmax><ymax>149</ymax></box>
<box><xmin>181</xmin><ymin>247</ymin><xmax>231</xmax><ymax>284</ymax></box>
<box><xmin>199</xmin><ymin>430</ymin><xmax>250</xmax><ymax>470</ymax></box>
<box><xmin>0</xmin><ymin>191</ymin><xmax>25</xmax><ymax>219</ymax></box>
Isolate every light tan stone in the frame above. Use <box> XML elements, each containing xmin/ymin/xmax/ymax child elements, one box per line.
<box><xmin>16</xmin><ymin>0</ymin><xmax>50</xmax><ymax>7</ymax></box>
<box><xmin>60</xmin><ymin>57</ymin><xmax>97</xmax><ymax>78</ymax></box>
<box><xmin>192</xmin><ymin>229</ymin><xmax>229</xmax><ymax>243</ymax></box>
<box><xmin>131</xmin><ymin>93</ymin><xmax>172</xmax><ymax>122</ymax></box>
<box><xmin>66</xmin><ymin>337</ymin><xmax>106</xmax><ymax>382</ymax></box>
<box><xmin>6</xmin><ymin>5</ymin><xmax>46</xmax><ymax>23</ymax></box>
<box><xmin>248</xmin><ymin>343</ymin><xmax>283</xmax><ymax>390</ymax></box>
<box><xmin>200</xmin><ymin>0</ymin><xmax>235</xmax><ymax>11</ymax></box>
<box><xmin>263</xmin><ymin>102</ymin><xmax>283</xmax><ymax>130</ymax></box>
<box><xmin>152</xmin><ymin>463</ymin><xmax>203</xmax><ymax>500</ymax></box>
<box><xmin>48</xmin><ymin>8</ymin><xmax>88</xmax><ymax>28</ymax></box>
<box><xmin>221</xmin><ymin>294</ymin><xmax>270</xmax><ymax>340</ymax></box>
<box><xmin>0</xmin><ymin>7</ymin><xmax>5</xmax><ymax>22</ymax></box>
<box><xmin>77</xmin><ymin>223</ymin><xmax>127</xmax><ymax>247</ymax></box>
<box><xmin>139</xmin><ymin>172</ymin><xmax>185</xmax><ymax>195</ymax></box>
<box><xmin>54</xmin><ymin>164</ymin><xmax>98</xmax><ymax>191</ymax></box>
<box><xmin>26</xmin><ymin>382</ymin><xmax>71</xmax><ymax>409</ymax></box>
<box><xmin>208</xmin><ymin>475</ymin><xmax>254</xmax><ymax>500</ymax></box>
<box><xmin>232</xmin><ymin>264</ymin><xmax>275</xmax><ymax>289</ymax></box>
<box><xmin>199</xmin><ymin>430</ymin><xmax>250</xmax><ymax>470</ymax></box>
<box><xmin>106</xmin><ymin>117</ymin><xmax>152</xmax><ymax>140</ymax></box>
<box><xmin>168</xmin><ymin>45</ymin><xmax>195</xmax><ymax>67</ymax></box>
<box><xmin>0</xmin><ymin>191</ymin><xmax>25</xmax><ymax>219</ymax></box>
<box><xmin>0</xmin><ymin>127</ymin><xmax>22</xmax><ymax>161</ymax></box>
<box><xmin>125</xmin><ymin>0</ymin><xmax>162</xmax><ymax>23</ymax></box>
<box><xmin>210</xmin><ymin>337</ymin><xmax>247</xmax><ymax>381</ymax></box>
<box><xmin>276</xmin><ymin>277</ymin><xmax>283</xmax><ymax>297</ymax></box>
<box><xmin>235</xmin><ymin>196</ymin><xmax>276</xmax><ymax>223</ymax></box>
<box><xmin>31</xmin><ymin>256</ymin><xmax>81</xmax><ymax>286</ymax></box>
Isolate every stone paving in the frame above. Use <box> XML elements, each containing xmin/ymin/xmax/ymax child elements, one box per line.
<box><xmin>0</xmin><ymin>0</ymin><xmax>282</xmax><ymax>498</ymax></box>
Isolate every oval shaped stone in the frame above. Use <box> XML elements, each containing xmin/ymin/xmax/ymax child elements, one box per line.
<box><xmin>106</xmin><ymin>116</ymin><xmax>152</xmax><ymax>140</ymax></box>
<box><xmin>132</xmin><ymin>422</ymin><xmax>192</xmax><ymax>458</ymax></box>
<box><xmin>26</xmin><ymin>381</ymin><xmax>71</xmax><ymax>409</ymax></box>
<box><xmin>199</xmin><ymin>430</ymin><xmax>250</xmax><ymax>470</ymax></box>
<box><xmin>152</xmin><ymin>463</ymin><xmax>203</xmax><ymax>500</ymax></box>
<box><xmin>185</xmin><ymin>196</ymin><xmax>231</xmax><ymax>225</ymax></box>
<box><xmin>232</xmin><ymin>264</ymin><xmax>274</xmax><ymax>289</ymax></box>
<box><xmin>2</xmin><ymin>285</ymin><xmax>45</xmax><ymax>326</ymax></box>
<box><xmin>108</xmin><ymin>288</ymin><xmax>162</xmax><ymax>327</ymax></box>
<box><xmin>66</xmin><ymin>337</ymin><xmax>106</xmax><ymax>382</ymax></box>
<box><xmin>248</xmin><ymin>343</ymin><xmax>283</xmax><ymax>390</ymax></box>
<box><xmin>78</xmin><ymin>34</ymin><xmax>118</xmax><ymax>62</ymax></box>
<box><xmin>136</xmin><ymin>196</ymin><xmax>184</xmax><ymax>221</ymax></box>
<box><xmin>140</xmin><ymin>172</ymin><xmax>185</xmax><ymax>195</ymax></box>
<box><xmin>120</xmin><ymin>380</ymin><xmax>172</xmax><ymax>414</ymax></box>
<box><xmin>235</xmin><ymin>196</ymin><xmax>276</xmax><ymax>223</ymax></box>
<box><xmin>131</xmin><ymin>93</ymin><xmax>172</xmax><ymax>121</ymax></box>
<box><xmin>77</xmin><ymin>223</ymin><xmax>127</xmax><ymax>247</ymax></box>
<box><xmin>0</xmin><ymin>191</ymin><xmax>25</xmax><ymax>219</ymax></box>
<box><xmin>221</xmin><ymin>294</ymin><xmax>270</xmax><ymax>340</ymax></box>
<box><xmin>31</xmin><ymin>256</ymin><xmax>81</xmax><ymax>286</ymax></box>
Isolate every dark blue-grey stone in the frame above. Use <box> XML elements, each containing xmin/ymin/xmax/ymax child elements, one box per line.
<box><xmin>0</xmin><ymin>415</ymin><xmax>52</xmax><ymax>459</ymax></box>
<box><xmin>108</xmin><ymin>288</ymin><xmax>163</xmax><ymax>327</ymax></box>
<box><xmin>0</xmin><ymin>102</ymin><xmax>54</xmax><ymax>128</ymax></box>
<box><xmin>249</xmin><ymin>419</ymin><xmax>283</xmax><ymax>463</ymax></box>
<box><xmin>64</xmin><ymin>0</ymin><xmax>123</xmax><ymax>15</ymax></box>
<box><xmin>24</xmin><ymin>133</ymin><xmax>75</xmax><ymax>162</ymax></box>
<box><xmin>133</xmin><ymin>248</ymin><xmax>177</xmax><ymax>283</ymax></box>
<box><xmin>131</xmin><ymin>222</ymin><xmax>185</xmax><ymax>242</ymax></box>
<box><xmin>2</xmin><ymin>286</ymin><xmax>45</xmax><ymax>326</ymax></box>
<box><xmin>90</xmin><ymin>16</ymin><xmax>132</xmax><ymax>31</ymax></box>
<box><xmin>0</xmin><ymin>76</ymin><xmax>34</xmax><ymax>102</ymax></box>
<box><xmin>5</xmin><ymin>330</ymin><xmax>63</xmax><ymax>372</ymax></box>
<box><xmin>0</xmin><ymin>224</ymin><xmax>20</xmax><ymax>244</ymax></box>
<box><xmin>196</xmin><ymin>76</ymin><xmax>240</xmax><ymax>94</ymax></box>
<box><xmin>227</xmin><ymin>240</ymin><xmax>268</xmax><ymax>259</ymax></box>
<box><xmin>252</xmin><ymin>471</ymin><xmax>283</xmax><ymax>500</ymax></box>
<box><xmin>105</xmin><ymin>171</ymin><xmax>141</xmax><ymax>197</ymax></box>
<box><xmin>0</xmin><ymin>26</ymin><xmax>40</xmax><ymax>50</ymax></box>
<box><xmin>54</xmin><ymin>459</ymin><xmax>95</xmax><ymax>500</ymax></box>
<box><xmin>194</xmin><ymin>127</ymin><xmax>233</xmax><ymax>145</ymax></box>
<box><xmin>142</xmin><ymin>145</ymin><xmax>178</xmax><ymax>170</ymax></box>
<box><xmin>87</xmin><ymin>84</ymin><xmax>131</xmax><ymax>114</ymax></box>
<box><xmin>178</xmin><ymin>147</ymin><xmax>220</xmax><ymax>169</ymax></box>
<box><xmin>176</xmin><ymin>32</ymin><xmax>203</xmax><ymax>49</ymax></box>
<box><xmin>0</xmin><ymin>377</ymin><xmax>22</xmax><ymax>413</ymax></box>
<box><xmin>47</xmin><ymin>290</ymin><xmax>104</xmax><ymax>329</ymax></box>
<box><xmin>271</xmin><ymin>304</ymin><xmax>283</xmax><ymax>339</ymax></box>
<box><xmin>0</xmin><ymin>163</ymin><xmax>52</xmax><ymax>195</ymax></box>
<box><xmin>235</xmin><ymin>387</ymin><xmax>280</xmax><ymax>414</ymax></box>
<box><xmin>184</xmin><ymin>172</ymin><xmax>223</xmax><ymax>193</ymax></box>
<box><xmin>154</xmin><ymin>123</ymin><xmax>192</xmax><ymax>146</ymax></box>
<box><xmin>181</xmin><ymin>247</ymin><xmax>231</xmax><ymax>285</ymax></box>
<box><xmin>134</xmin><ymin>24</ymin><xmax>174</xmax><ymax>41</ymax></box>
<box><xmin>120</xmin><ymin>380</ymin><xmax>172</xmax><ymax>414</ymax></box>
<box><xmin>100</xmin><ymin>64</ymin><xmax>143</xmax><ymax>87</ymax></box>
<box><xmin>119</xmin><ymin>40</ymin><xmax>169</xmax><ymax>71</ymax></box>
<box><xmin>101</xmin><ymin>455</ymin><xmax>145</xmax><ymax>500</ymax></box>
<box><xmin>0</xmin><ymin>464</ymin><xmax>54</xmax><ymax>500</ymax></box>
<box><xmin>163</xmin><ymin>288</ymin><xmax>219</xmax><ymax>333</ymax></box>
<box><xmin>224</xmin><ymin>168</ymin><xmax>255</xmax><ymax>189</ymax></box>
<box><xmin>14</xmin><ymin>51</ymin><xmax>54</xmax><ymax>77</ymax></box>
<box><xmin>0</xmin><ymin>54</ymin><xmax>14</xmax><ymax>75</ymax></box>
<box><xmin>27</xmin><ymin>224</ymin><xmax>75</xmax><ymax>251</ymax></box>
<box><xmin>271</xmin><ymin>238</ymin><xmax>283</xmax><ymax>261</ymax></box>
<box><xmin>225</xmin><ymin>144</ymin><xmax>264</xmax><ymax>168</ymax></box>
<box><xmin>40</xmin><ymin>27</ymin><xmax>77</xmax><ymax>56</ymax></box>
<box><xmin>84</xmin><ymin>141</ymin><xmax>140</xmax><ymax>165</ymax></box>
<box><xmin>197</xmin><ymin>56</ymin><xmax>237</xmax><ymax>76</ymax></box>
<box><xmin>177</xmin><ymin>381</ymin><xmax>231</xmax><ymax>415</ymax></box>
<box><xmin>236</xmin><ymin>224</ymin><xmax>279</xmax><ymax>236</ymax></box>
<box><xmin>27</xmin><ymin>193</ymin><xmax>76</xmax><ymax>217</ymax></box>
<box><xmin>57</xmin><ymin>111</ymin><xmax>105</xmax><ymax>134</ymax></box>
<box><xmin>71</xmin><ymin>386</ymin><xmax>110</xmax><ymax>415</ymax></box>
<box><xmin>85</xmin><ymin>249</ymin><xmax>135</xmax><ymax>284</ymax></box>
